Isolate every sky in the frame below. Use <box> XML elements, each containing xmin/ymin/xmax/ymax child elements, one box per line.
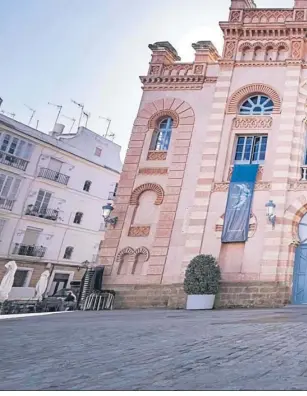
<box><xmin>0</xmin><ymin>0</ymin><xmax>293</xmax><ymax>159</ymax></box>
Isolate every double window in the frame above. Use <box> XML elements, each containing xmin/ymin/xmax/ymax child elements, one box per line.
<box><xmin>33</xmin><ymin>189</ymin><xmax>52</xmax><ymax>214</ymax></box>
<box><xmin>63</xmin><ymin>246</ymin><xmax>74</xmax><ymax>260</ymax></box>
<box><xmin>83</xmin><ymin>180</ymin><xmax>92</xmax><ymax>192</ymax></box>
<box><xmin>0</xmin><ymin>131</ymin><xmax>34</xmax><ymax>160</ymax></box>
<box><xmin>150</xmin><ymin>118</ymin><xmax>173</xmax><ymax>151</ymax></box>
<box><xmin>0</xmin><ymin>172</ymin><xmax>22</xmax><ymax>209</ymax></box>
<box><xmin>234</xmin><ymin>135</ymin><xmax>268</xmax><ymax>164</ymax></box>
<box><xmin>73</xmin><ymin>212</ymin><xmax>83</xmax><ymax>224</ymax></box>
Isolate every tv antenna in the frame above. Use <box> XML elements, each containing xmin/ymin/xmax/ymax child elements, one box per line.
<box><xmin>48</xmin><ymin>102</ymin><xmax>63</xmax><ymax>128</ymax></box>
<box><xmin>71</xmin><ymin>99</ymin><xmax>84</xmax><ymax>128</ymax></box>
<box><xmin>99</xmin><ymin>116</ymin><xmax>111</xmax><ymax>137</ymax></box>
<box><xmin>1</xmin><ymin>110</ymin><xmax>16</xmax><ymax>119</ymax></box>
<box><xmin>82</xmin><ymin>110</ymin><xmax>90</xmax><ymax>128</ymax></box>
<box><xmin>24</xmin><ymin>104</ymin><xmax>36</xmax><ymax>126</ymax></box>
<box><xmin>108</xmin><ymin>131</ymin><xmax>116</xmax><ymax>142</ymax></box>
<box><xmin>61</xmin><ymin>114</ymin><xmax>76</xmax><ymax>133</ymax></box>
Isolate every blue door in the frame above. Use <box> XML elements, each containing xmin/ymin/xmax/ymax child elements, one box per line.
<box><xmin>293</xmin><ymin>245</ymin><xmax>307</xmax><ymax>304</ymax></box>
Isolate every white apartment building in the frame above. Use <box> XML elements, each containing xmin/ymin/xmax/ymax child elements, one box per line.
<box><xmin>0</xmin><ymin>114</ymin><xmax>121</xmax><ymax>298</ymax></box>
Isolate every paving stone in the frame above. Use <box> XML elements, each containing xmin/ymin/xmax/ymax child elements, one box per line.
<box><xmin>2</xmin><ymin>308</ymin><xmax>307</xmax><ymax>390</ymax></box>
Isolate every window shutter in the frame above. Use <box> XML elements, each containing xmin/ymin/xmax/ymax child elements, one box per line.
<box><xmin>0</xmin><ymin>218</ymin><xmax>6</xmax><ymax>237</ymax></box>
<box><xmin>8</xmin><ymin>178</ymin><xmax>21</xmax><ymax>200</ymax></box>
<box><xmin>0</xmin><ymin>174</ymin><xmax>6</xmax><ymax>194</ymax></box>
<box><xmin>1</xmin><ymin>176</ymin><xmax>13</xmax><ymax>198</ymax></box>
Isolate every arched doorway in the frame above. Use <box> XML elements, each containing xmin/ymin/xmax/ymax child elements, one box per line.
<box><xmin>293</xmin><ymin>213</ymin><xmax>307</xmax><ymax>304</ymax></box>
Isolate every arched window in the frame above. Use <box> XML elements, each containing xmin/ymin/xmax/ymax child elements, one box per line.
<box><xmin>265</xmin><ymin>47</ymin><xmax>274</xmax><ymax>61</ymax></box>
<box><xmin>83</xmin><ymin>180</ymin><xmax>92</xmax><ymax>192</ymax></box>
<box><xmin>150</xmin><ymin>118</ymin><xmax>173</xmax><ymax>151</ymax></box>
<box><xmin>299</xmin><ymin>214</ymin><xmax>307</xmax><ymax>244</ymax></box>
<box><xmin>277</xmin><ymin>46</ymin><xmax>287</xmax><ymax>61</ymax></box>
<box><xmin>239</xmin><ymin>95</ymin><xmax>274</xmax><ymax>115</ymax></box>
<box><xmin>253</xmin><ymin>46</ymin><xmax>263</xmax><ymax>61</ymax></box>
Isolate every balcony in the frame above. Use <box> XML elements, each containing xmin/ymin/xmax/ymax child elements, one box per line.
<box><xmin>38</xmin><ymin>168</ymin><xmax>70</xmax><ymax>186</ymax></box>
<box><xmin>12</xmin><ymin>243</ymin><xmax>47</xmax><ymax>258</ymax></box>
<box><xmin>25</xmin><ymin>205</ymin><xmax>59</xmax><ymax>221</ymax></box>
<box><xmin>0</xmin><ymin>151</ymin><xmax>29</xmax><ymax>171</ymax></box>
<box><xmin>108</xmin><ymin>191</ymin><xmax>116</xmax><ymax>200</ymax></box>
<box><xmin>0</xmin><ymin>198</ymin><xmax>14</xmax><ymax>211</ymax></box>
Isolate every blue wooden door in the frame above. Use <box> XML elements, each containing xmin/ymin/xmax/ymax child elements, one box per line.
<box><xmin>293</xmin><ymin>245</ymin><xmax>307</xmax><ymax>304</ymax></box>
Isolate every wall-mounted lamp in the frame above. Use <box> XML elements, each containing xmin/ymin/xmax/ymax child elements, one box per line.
<box><xmin>265</xmin><ymin>200</ymin><xmax>276</xmax><ymax>229</ymax></box>
<box><xmin>102</xmin><ymin>203</ymin><xmax>118</xmax><ymax>228</ymax></box>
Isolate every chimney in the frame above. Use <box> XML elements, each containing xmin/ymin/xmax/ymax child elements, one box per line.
<box><xmin>192</xmin><ymin>41</ymin><xmax>220</xmax><ymax>63</ymax></box>
<box><xmin>230</xmin><ymin>0</ymin><xmax>256</xmax><ymax>8</ymax></box>
<box><xmin>294</xmin><ymin>0</ymin><xmax>307</xmax><ymax>7</ymax></box>
<box><xmin>50</xmin><ymin>123</ymin><xmax>65</xmax><ymax>138</ymax></box>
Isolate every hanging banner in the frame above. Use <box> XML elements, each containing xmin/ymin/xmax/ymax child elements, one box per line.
<box><xmin>221</xmin><ymin>164</ymin><xmax>259</xmax><ymax>243</ymax></box>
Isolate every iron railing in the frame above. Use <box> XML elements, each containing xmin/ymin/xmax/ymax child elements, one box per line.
<box><xmin>0</xmin><ymin>151</ymin><xmax>29</xmax><ymax>171</ymax></box>
<box><xmin>25</xmin><ymin>206</ymin><xmax>59</xmax><ymax>221</ymax></box>
<box><xmin>0</xmin><ymin>198</ymin><xmax>14</xmax><ymax>211</ymax></box>
<box><xmin>302</xmin><ymin>166</ymin><xmax>307</xmax><ymax>181</ymax></box>
<box><xmin>108</xmin><ymin>191</ymin><xmax>115</xmax><ymax>200</ymax></box>
<box><xmin>13</xmin><ymin>243</ymin><xmax>47</xmax><ymax>258</ymax></box>
<box><xmin>38</xmin><ymin>168</ymin><xmax>70</xmax><ymax>185</ymax></box>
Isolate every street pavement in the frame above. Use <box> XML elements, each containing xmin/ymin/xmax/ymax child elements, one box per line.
<box><xmin>1</xmin><ymin>307</ymin><xmax>307</xmax><ymax>390</ymax></box>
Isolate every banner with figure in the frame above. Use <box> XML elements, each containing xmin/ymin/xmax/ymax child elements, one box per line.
<box><xmin>221</xmin><ymin>164</ymin><xmax>259</xmax><ymax>243</ymax></box>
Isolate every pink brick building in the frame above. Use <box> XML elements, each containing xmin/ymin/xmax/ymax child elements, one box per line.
<box><xmin>100</xmin><ymin>0</ymin><xmax>307</xmax><ymax>308</ymax></box>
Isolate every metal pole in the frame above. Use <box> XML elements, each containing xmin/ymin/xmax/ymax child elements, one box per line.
<box><xmin>29</xmin><ymin>110</ymin><xmax>35</xmax><ymax>126</ymax></box>
<box><xmin>36</xmin><ymin>120</ymin><xmax>39</xmax><ymax>129</ymax></box>
<box><xmin>55</xmin><ymin>106</ymin><xmax>62</xmax><ymax>125</ymax></box>
<box><xmin>105</xmin><ymin>119</ymin><xmax>111</xmax><ymax>137</ymax></box>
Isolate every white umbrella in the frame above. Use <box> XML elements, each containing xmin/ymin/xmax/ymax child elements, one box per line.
<box><xmin>0</xmin><ymin>261</ymin><xmax>17</xmax><ymax>302</ymax></box>
<box><xmin>34</xmin><ymin>270</ymin><xmax>50</xmax><ymax>301</ymax></box>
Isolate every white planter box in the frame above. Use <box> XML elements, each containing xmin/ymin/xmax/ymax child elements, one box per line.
<box><xmin>186</xmin><ymin>294</ymin><xmax>215</xmax><ymax>310</ymax></box>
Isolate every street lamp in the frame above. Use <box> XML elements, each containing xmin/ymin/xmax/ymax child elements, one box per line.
<box><xmin>102</xmin><ymin>203</ymin><xmax>118</xmax><ymax>227</ymax></box>
<box><xmin>265</xmin><ymin>200</ymin><xmax>276</xmax><ymax>229</ymax></box>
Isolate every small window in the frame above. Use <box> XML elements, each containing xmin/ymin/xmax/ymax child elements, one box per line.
<box><xmin>83</xmin><ymin>180</ymin><xmax>92</xmax><ymax>192</ymax></box>
<box><xmin>73</xmin><ymin>212</ymin><xmax>83</xmax><ymax>224</ymax></box>
<box><xmin>240</xmin><ymin>95</ymin><xmax>274</xmax><ymax>115</ymax></box>
<box><xmin>150</xmin><ymin>118</ymin><xmax>173</xmax><ymax>151</ymax></box>
<box><xmin>63</xmin><ymin>246</ymin><xmax>74</xmax><ymax>259</ymax></box>
<box><xmin>13</xmin><ymin>269</ymin><xmax>29</xmax><ymax>287</ymax></box>
<box><xmin>95</xmin><ymin>147</ymin><xmax>102</xmax><ymax>157</ymax></box>
<box><xmin>234</xmin><ymin>135</ymin><xmax>268</xmax><ymax>164</ymax></box>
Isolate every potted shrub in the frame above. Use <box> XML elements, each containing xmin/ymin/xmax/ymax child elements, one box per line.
<box><xmin>184</xmin><ymin>254</ymin><xmax>221</xmax><ymax>310</ymax></box>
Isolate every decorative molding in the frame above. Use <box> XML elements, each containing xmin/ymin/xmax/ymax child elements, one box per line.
<box><xmin>135</xmin><ymin>247</ymin><xmax>150</xmax><ymax>261</ymax></box>
<box><xmin>212</xmin><ymin>181</ymin><xmax>271</xmax><ymax>192</ymax></box>
<box><xmin>140</xmin><ymin>75</ymin><xmax>206</xmax><ymax>91</ymax></box>
<box><xmin>230</xmin><ymin>10</ymin><xmax>241</xmax><ymax>22</ymax></box>
<box><xmin>227</xmin><ymin>83</ymin><xmax>282</xmax><ymax>114</ymax></box>
<box><xmin>292</xmin><ymin>40</ymin><xmax>303</xmax><ymax>59</ymax></box>
<box><xmin>295</xmin><ymin>10</ymin><xmax>305</xmax><ymax>22</ymax></box>
<box><xmin>116</xmin><ymin>246</ymin><xmax>135</xmax><ymax>261</ymax></box>
<box><xmin>130</xmin><ymin>183</ymin><xmax>164</xmax><ymax>205</ymax></box>
<box><xmin>235</xmin><ymin>61</ymin><xmax>286</xmax><ymax>67</ymax></box>
<box><xmin>149</xmin><ymin>110</ymin><xmax>179</xmax><ymax>129</ymax></box>
<box><xmin>288</xmin><ymin>182</ymin><xmax>307</xmax><ymax>191</ymax></box>
<box><xmin>116</xmin><ymin>246</ymin><xmax>150</xmax><ymax>261</ymax></box>
<box><xmin>147</xmin><ymin>151</ymin><xmax>167</xmax><ymax>161</ymax></box>
<box><xmin>242</xmin><ymin>9</ymin><xmax>293</xmax><ymax>23</ymax></box>
<box><xmin>223</xmin><ymin>41</ymin><xmax>236</xmax><ymax>60</ymax></box>
<box><xmin>238</xmin><ymin>41</ymin><xmax>289</xmax><ymax>52</ymax></box>
<box><xmin>233</xmin><ymin>116</ymin><xmax>272</xmax><ymax>130</ymax></box>
<box><xmin>128</xmin><ymin>226</ymin><xmax>151</xmax><ymax>237</ymax></box>
<box><xmin>139</xmin><ymin>167</ymin><xmax>168</xmax><ymax>175</ymax></box>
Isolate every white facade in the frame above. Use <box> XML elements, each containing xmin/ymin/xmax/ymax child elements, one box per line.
<box><xmin>0</xmin><ymin>114</ymin><xmax>121</xmax><ymax>295</ymax></box>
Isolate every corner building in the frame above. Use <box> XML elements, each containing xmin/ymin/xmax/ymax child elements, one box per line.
<box><xmin>100</xmin><ymin>0</ymin><xmax>307</xmax><ymax>308</ymax></box>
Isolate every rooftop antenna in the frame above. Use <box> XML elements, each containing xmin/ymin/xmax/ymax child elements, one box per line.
<box><xmin>1</xmin><ymin>110</ymin><xmax>16</xmax><ymax>119</ymax></box>
<box><xmin>24</xmin><ymin>104</ymin><xmax>36</xmax><ymax>126</ymax></box>
<box><xmin>61</xmin><ymin>114</ymin><xmax>76</xmax><ymax>133</ymax></box>
<box><xmin>48</xmin><ymin>102</ymin><xmax>63</xmax><ymax>128</ymax></box>
<box><xmin>36</xmin><ymin>120</ymin><xmax>40</xmax><ymax>129</ymax></box>
<box><xmin>71</xmin><ymin>99</ymin><xmax>84</xmax><ymax>128</ymax></box>
<box><xmin>82</xmin><ymin>110</ymin><xmax>90</xmax><ymax>128</ymax></box>
<box><xmin>0</xmin><ymin>98</ymin><xmax>3</xmax><ymax>108</ymax></box>
<box><xmin>99</xmin><ymin>116</ymin><xmax>111</xmax><ymax>137</ymax></box>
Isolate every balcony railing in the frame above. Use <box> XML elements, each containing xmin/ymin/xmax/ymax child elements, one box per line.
<box><xmin>0</xmin><ymin>198</ymin><xmax>14</xmax><ymax>211</ymax></box>
<box><xmin>0</xmin><ymin>151</ymin><xmax>29</xmax><ymax>171</ymax></box>
<box><xmin>25</xmin><ymin>206</ymin><xmax>59</xmax><ymax>221</ymax></box>
<box><xmin>12</xmin><ymin>243</ymin><xmax>47</xmax><ymax>258</ymax></box>
<box><xmin>38</xmin><ymin>168</ymin><xmax>70</xmax><ymax>185</ymax></box>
